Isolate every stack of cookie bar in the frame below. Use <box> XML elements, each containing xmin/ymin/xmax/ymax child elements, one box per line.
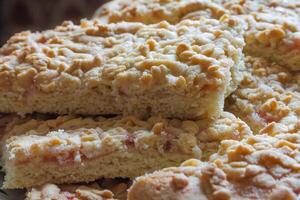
<box><xmin>0</xmin><ymin>0</ymin><xmax>299</xmax><ymax>199</ymax></box>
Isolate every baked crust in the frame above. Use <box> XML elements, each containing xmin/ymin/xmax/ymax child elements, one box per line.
<box><xmin>2</xmin><ymin>112</ymin><xmax>251</xmax><ymax>188</ymax></box>
<box><xmin>0</xmin><ymin>17</ymin><xmax>244</xmax><ymax>119</ymax></box>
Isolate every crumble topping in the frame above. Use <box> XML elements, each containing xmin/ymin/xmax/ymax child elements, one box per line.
<box><xmin>94</xmin><ymin>0</ymin><xmax>227</xmax><ymax>24</ymax></box>
<box><xmin>0</xmin><ymin>17</ymin><xmax>243</xmax><ymax>97</ymax></box>
<box><xmin>226</xmin><ymin>56</ymin><xmax>300</xmax><ymax>133</ymax></box>
<box><xmin>26</xmin><ymin>183</ymin><xmax>115</xmax><ymax>200</ymax></box>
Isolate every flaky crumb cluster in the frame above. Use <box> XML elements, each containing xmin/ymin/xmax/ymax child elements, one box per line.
<box><xmin>94</xmin><ymin>0</ymin><xmax>227</xmax><ymax>24</ymax></box>
<box><xmin>26</xmin><ymin>183</ymin><xmax>115</xmax><ymax>200</ymax></box>
<box><xmin>218</xmin><ymin>0</ymin><xmax>300</xmax><ymax>70</ymax></box>
<box><xmin>207</xmin><ymin>132</ymin><xmax>300</xmax><ymax>199</ymax></box>
<box><xmin>227</xmin><ymin>56</ymin><xmax>300</xmax><ymax>133</ymax></box>
<box><xmin>218</xmin><ymin>0</ymin><xmax>300</xmax><ymax>18</ymax></box>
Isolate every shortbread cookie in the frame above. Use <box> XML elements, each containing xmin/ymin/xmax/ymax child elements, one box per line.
<box><xmin>26</xmin><ymin>183</ymin><xmax>115</xmax><ymax>200</ymax></box>
<box><xmin>95</xmin><ymin>0</ymin><xmax>300</xmax><ymax>71</ymax></box>
<box><xmin>128</xmin><ymin>132</ymin><xmax>300</xmax><ymax>200</ymax></box>
<box><xmin>226</xmin><ymin>56</ymin><xmax>300</xmax><ymax>133</ymax></box>
<box><xmin>0</xmin><ymin>17</ymin><xmax>244</xmax><ymax>119</ymax></box>
<box><xmin>2</xmin><ymin>112</ymin><xmax>251</xmax><ymax>188</ymax></box>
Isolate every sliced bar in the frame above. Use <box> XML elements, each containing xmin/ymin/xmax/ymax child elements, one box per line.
<box><xmin>2</xmin><ymin>112</ymin><xmax>251</xmax><ymax>188</ymax></box>
<box><xmin>0</xmin><ymin>16</ymin><xmax>244</xmax><ymax>119</ymax></box>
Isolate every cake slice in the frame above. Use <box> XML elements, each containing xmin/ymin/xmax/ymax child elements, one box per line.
<box><xmin>0</xmin><ymin>15</ymin><xmax>244</xmax><ymax>119</ymax></box>
<box><xmin>26</xmin><ymin>183</ymin><xmax>115</xmax><ymax>200</ymax></box>
<box><xmin>226</xmin><ymin>56</ymin><xmax>300</xmax><ymax>133</ymax></box>
<box><xmin>95</xmin><ymin>0</ymin><xmax>300</xmax><ymax>71</ymax></box>
<box><xmin>2</xmin><ymin>112</ymin><xmax>251</xmax><ymax>189</ymax></box>
<box><xmin>128</xmin><ymin>131</ymin><xmax>300</xmax><ymax>200</ymax></box>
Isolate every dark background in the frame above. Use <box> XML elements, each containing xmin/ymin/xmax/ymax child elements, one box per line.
<box><xmin>0</xmin><ymin>0</ymin><xmax>107</xmax><ymax>45</ymax></box>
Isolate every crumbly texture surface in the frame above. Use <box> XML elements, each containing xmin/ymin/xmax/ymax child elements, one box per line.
<box><xmin>0</xmin><ymin>16</ymin><xmax>244</xmax><ymax>119</ymax></box>
<box><xmin>94</xmin><ymin>0</ymin><xmax>228</xmax><ymax>24</ymax></box>
<box><xmin>217</xmin><ymin>0</ymin><xmax>300</xmax><ymax>18</ymax></box>
<box><xmin>128</xmin><ymin>131</ymin><xmax>300</xmax><ymax>200</ymax></box>
<box><xmin>2</xmin><ymin>112</ymin><xmax>251</xmax><ymax>189</ymax></box>
<box><xmin>94</xmin><ymin>0</ymin><xmax>300</xmax><ymax>71</ymax></box>
<box><xmin>226</xmin><ymin>56</ymin><xmax>300</xmax><ymax>133</ymax></box>
<box><xmin>26</xmin><ymin>183</ymin><xmax>115</xmax><ymax>200</ymax></box>
<box><xmin>26</xmin><ymin>178</ymin><xmax>131</xmax><ymax>200</ymax></box>
<box><xmin>217</xmin><ymin>0</ymin><xmax>300</xmax><ymax>71</ymax></box>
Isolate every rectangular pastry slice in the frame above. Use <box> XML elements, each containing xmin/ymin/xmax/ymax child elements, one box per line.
<box><xmin>95</xmin><ymin>0</ymin><xmax>300</xmax><ymax>71</ymax></box>
<box><xmin>2</xmin><ymin>112</ymin><xmax>251</xmax><ymax>189</ymax></box>
<box><xmin>226</xmin><ymin>56</ymin><xmax>300</xmax><ymax>133</ymax></box>
<box><xmin>128</xmin><ymin>131</ymin><xmax>300</xmax><ymax>200</ymax></box>
<box><xmin>0</xmin><ymin>15</ymin><xmax>244</xmax><ymax>119</ymax></box>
